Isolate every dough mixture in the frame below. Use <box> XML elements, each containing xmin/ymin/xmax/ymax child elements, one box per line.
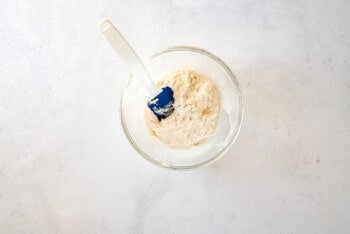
<box><xmin>145</xmin><ymin>69</ymin><xmax>221</xmax><ymax>147</ymax></box>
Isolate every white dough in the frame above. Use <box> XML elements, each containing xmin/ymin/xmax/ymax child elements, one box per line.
<box><xmin>145</xmin><ymin>70</ymin><xmax>221</xmax><ymax>148</ymax></box>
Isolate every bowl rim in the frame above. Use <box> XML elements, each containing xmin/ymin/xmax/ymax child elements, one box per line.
<box><xmin>119</xmin><ymin>46</ymin><xmax>244</xmax><ymax>170</ymax></box>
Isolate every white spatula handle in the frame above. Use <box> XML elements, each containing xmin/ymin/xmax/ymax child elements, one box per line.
<box><xmin>99</xmin><ymin>19</ymin><xmax>160</xmax><ymax>96</ymax></box>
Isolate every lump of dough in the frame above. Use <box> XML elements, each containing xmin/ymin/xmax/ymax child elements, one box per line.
<box><xmin>145</xmin><ymin>69</ymin><xmax>221</xmax><ymax>148</ymax></box>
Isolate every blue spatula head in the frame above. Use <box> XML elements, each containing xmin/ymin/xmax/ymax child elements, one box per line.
<box><xmin>147</xmin><ymin>86</ymin><xmax>175</xmax><ymax>121</ymax></box>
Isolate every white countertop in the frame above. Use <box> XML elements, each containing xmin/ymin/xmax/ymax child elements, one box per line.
<box><xmin>1</xmin><ymin>0</ymin><xmax>350</xmax><ymax>233</ymax></box>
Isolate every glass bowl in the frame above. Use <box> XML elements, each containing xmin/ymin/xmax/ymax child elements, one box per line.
<box><xmin>120</xmin><ymin>46</ymin><xmax>243</xmax><ymax>170</ymax></box>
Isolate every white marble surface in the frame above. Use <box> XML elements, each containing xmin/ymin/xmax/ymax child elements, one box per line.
<box><xmin>1</xmin><ymin>0</ymin><xmax>350</xmax><ymax>233</ymax></box>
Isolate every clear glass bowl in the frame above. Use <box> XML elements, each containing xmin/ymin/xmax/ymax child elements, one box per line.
<box><xmin>120</xmin><ymin>46</ymin><xmax>243</xmax><ymax>170</ymax></box>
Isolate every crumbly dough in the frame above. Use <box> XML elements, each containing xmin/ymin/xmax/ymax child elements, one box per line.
<box><xmin>145</xmin><ymin>69</ymin><xmax>221</xmax><ymax>148</ymax></box>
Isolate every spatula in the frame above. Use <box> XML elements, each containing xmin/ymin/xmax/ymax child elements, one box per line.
<box><xmin>99</xmin><ymin>19</ymin><xmax>174</xmax><ymax>120</ymax></box>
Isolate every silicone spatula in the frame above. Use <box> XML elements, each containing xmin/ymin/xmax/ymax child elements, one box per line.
<box><xmin>99</xmin><ymin>19</ymin><xmax>174</xmax><ymax>120</ymax></box>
